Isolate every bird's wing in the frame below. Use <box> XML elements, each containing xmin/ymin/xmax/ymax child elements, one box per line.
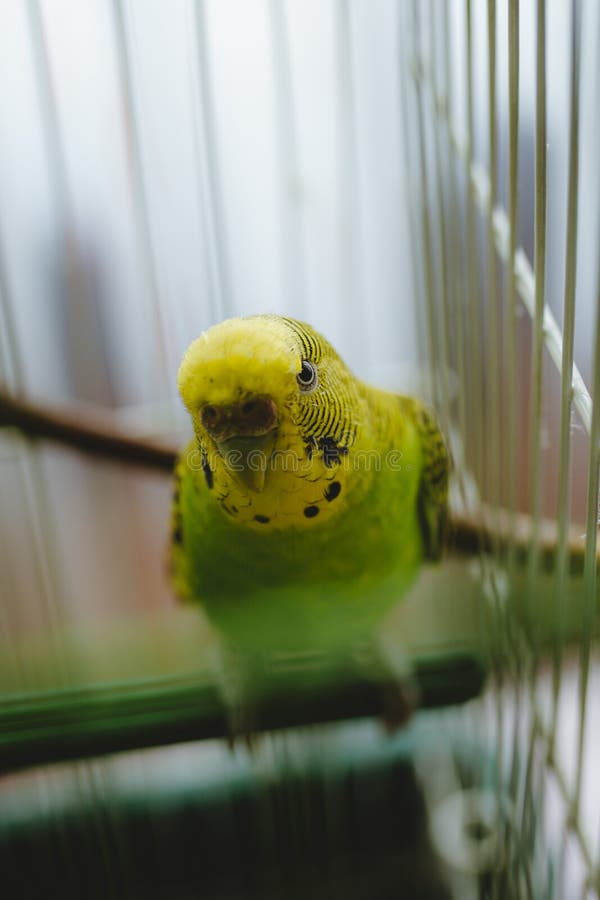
<box><xmin>401</xmin><ymin>398</ymin><xmax>450</xmax><ymax>561</ymax></box>
<box><xmin>169</xmin><ymin>447</ymin><xmax>193</xmax><ymax>600</ymax></box>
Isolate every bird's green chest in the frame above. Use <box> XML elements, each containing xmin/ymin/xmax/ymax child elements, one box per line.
<box><xmin>178</xmin><ymin>439</ymin><xmax>423</xmax><ymax>649</ymax></box>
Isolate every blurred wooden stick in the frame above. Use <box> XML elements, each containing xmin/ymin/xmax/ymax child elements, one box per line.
<box><xmin>0</xmin><ymin>387</ymin><xmax>176</xmax><ymax>471</ymax></box>
<box><xmin>450</xmin><ymin>508</ymin><xmax>591</xmax><ymax>577</ymax></box>
<box><xmin>0</xmin><ymin>386</ymin><xmax>594</xmax><ymax>573</ymax></box>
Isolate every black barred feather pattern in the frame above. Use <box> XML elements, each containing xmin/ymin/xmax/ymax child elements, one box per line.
<box><xmin>280</xmin><ymin>316</ymin><xmax>324</xmax><ymax>364</ymax></box>
<box><xmin>280</xmin><ymin>318</ymin><xmax>360</xmax><ymax>451</ymax></box>
<box><xmin>401</xmin><ymin>399</ymin><xmax>450</xmax><ymax>561</ymax></box>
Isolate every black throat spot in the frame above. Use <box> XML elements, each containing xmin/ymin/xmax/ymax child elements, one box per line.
<box><xmin>202</xmin><ymin>457</ymin><xmax>214</xmax><ymax>490</ymax></box>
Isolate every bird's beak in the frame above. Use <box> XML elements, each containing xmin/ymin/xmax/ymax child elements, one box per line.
<box><xmin>216</xmin><ymin>430</ymin><xmax>279</xmax><ymax>493</ymax></box>
<box><xmin>200</xmin><ymin>397</ymin><xmax>279</xmax><ymax>493</ymax></box>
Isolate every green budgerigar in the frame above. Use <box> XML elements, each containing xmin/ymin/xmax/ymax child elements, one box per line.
<box><xmin>172</xmin><ymin>314</ymin><xmax>449</xmax><ymax>660</ymax></box>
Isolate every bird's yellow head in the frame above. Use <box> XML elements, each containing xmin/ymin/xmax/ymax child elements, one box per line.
<box><xmin>178</xmin><ymin>315</ymin><xmax>363</xmax><ymax>526</ymax></box>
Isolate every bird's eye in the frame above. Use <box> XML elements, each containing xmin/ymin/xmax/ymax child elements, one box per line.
<box><xmin>296</xmin><ymin>360</ymin><xmax>318</xmax><ymax>393</ymax></box>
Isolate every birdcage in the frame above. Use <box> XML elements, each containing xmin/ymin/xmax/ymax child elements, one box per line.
<box><xmin>0</xmin><ymin>1</ymin><xmax>598</xmax><ymax>898</ymax></box>
<box><xmin>403</xmin><ymin>1</ymin><xmax>600</xmax><ymax>896</ymax></box>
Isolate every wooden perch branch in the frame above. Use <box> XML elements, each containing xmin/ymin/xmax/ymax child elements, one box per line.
<box><xmin>0</xmin><ymin>386</ymin><xmax>594</xmax><ymax>573</ymax></box>
<box><xmin>450</xmin><ymin>508</ymin><xmax>591</xmax><ymax>577</ymax></box>
<box><xmin>0</xmin><ymin>387</ymin><xmax>176</xmax><ymax>471</ymax></box>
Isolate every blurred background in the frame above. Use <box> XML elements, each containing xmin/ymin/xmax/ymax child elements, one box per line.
<box><xmin>1</xmin><ymin>0</ymin><xmax>600</xmax><ymax>897</ymax></box>
<box><xmin>0</xmin><ymin>0</ymin><xmax>424</xmax><ymax>641</ymax></box>
<box><xmin>1</xmin><ymin>0</ymin><xmax>599</xmax><ymax>634</ymax></box>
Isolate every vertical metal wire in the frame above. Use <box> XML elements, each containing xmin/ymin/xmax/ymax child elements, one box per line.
<box><xmin>486</xmin><ymin>0</ymin><xmax>501</xmax><ymax>531</ymax></box>
<box><xmin>515</xmin><ymin>710</ymin><xmax>538</xmax><ymax>893</ymax></box>
<box><xmin>110</xmin><ymin>0</ymin><xmax>172</xmax><ymax>388</ymax></box>
<box><xmin>465</xmin><ymin>0</ymin><xmax>484</xmax><ymax>497</ymax></box>
<box><xmin>593</xmin><ymin>7</ymin><xmax>600</xmax><ymax>877</ymax></box>
<box><xmin>411</xmin><ymin>0</ymin><xmax>440</xmax><ymax>412</ymax></box>
<box><xmin>0</xmin><ymin>239</ymin><xmax>28</xmax><ymax>686</ymax></box>
<box><xmin>441</xmin><ymin>0</ymin><xmax>469</xmax><ymax>497</ymax></box>
<box><xmin>549</xmin><ymin>1</ymin><xmax>581</xmax><ymax>749</ymax></box>
<box><xmin>267</xmin><ymin>0</ymin><xmax>308</xmax><ymax>320</ymax></box>
<box><xmin>334</xmin><ymin>0</ymin><xmax>366</xmax><ymax>359</ymax></box>
<box><xmin>504</xmin><ymin>0</ymin><xmax>527</xmax><ymax>836</ymax></box>
<box><xmin>483</xmin><ymin>9</ymin><xmax>513</xmax><ymax>878</ymax></box>
<box><xmin>463</xmin><ymin>5</ymin><xmax>507</xmax><ymax>839</ymax></box>
<box><xmin>25</xmin><ymin>0</ymin><xmax>72</xmax><ymax>231</ymax></box>
<box><xmin>526</xmin><ymin>0</ymin><xmax>547</xmax><ymax>613</ymax></box>
<box><xmin>398</xmin><ymin>5</ymin><xmax>427</xmax><ymax>372</ymax></box>
<box><xmin>428</xmin><ymin>0</ymin><xmax>453</xmax><ymax>435</ymax></box>
<box><xmin>190</xmin><ymin>0</ymin><xmax>232</xmax><ymax>321</ymax></box>
<box><xmin>519</xmin><ymin>0</ymin><xmax>547</xmax><ymax>871</ymax></box>
<box><xmin>573</xmin><ymin>208</ymin><xmax>600</xmax><ymax>824</ymax></box>
<box><xmin>459</xmin><ymin>13</ymin><xmax>513</xmax><ymax>884</ymax></box>
<box><xmin>505</xmin><ymin>0</ymin><xmax>519</xmax><ymax>562</ymax></box>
